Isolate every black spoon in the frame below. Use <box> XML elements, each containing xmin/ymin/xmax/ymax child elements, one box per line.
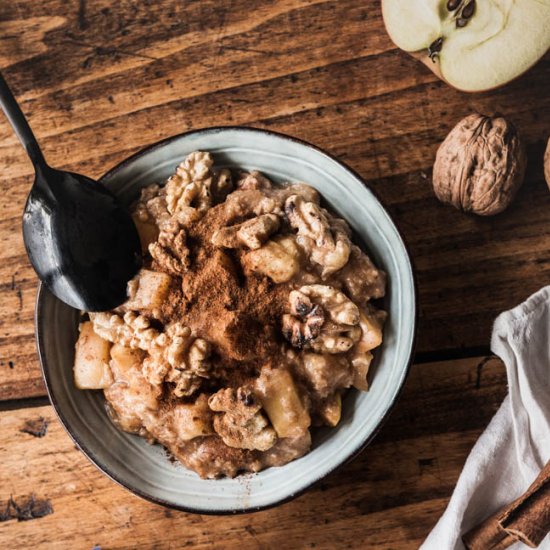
<box><xmin>0</xmin><ymin>72</ymin><xmax>141</xmax><ymax>311</ymax></box>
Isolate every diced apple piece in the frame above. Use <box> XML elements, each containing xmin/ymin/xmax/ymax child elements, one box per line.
<box><xmin>357</xmin><ymin>309</ymin><xmax>384</xmax><ymax>353</ymax></box>
<box><xmin>351</xmin><ymin>352</ymin><xmax>373</xmax><ymax>392</ymax></box>
<box><xmin>74</xmin><ymin>322</ymin><xmax>113</xmax><ymax>389</ymax></box>
<box><xmin>105</xmin><ymin>344</ymin><xmax>159</xmax><ymax>433</ymax></box>
<box><xmin>132</xmin><ymin>214</ymin><xmax>159</xmax><ymax>252</ymax></box>
<box><xmin>319</xmin><ymin>393</ymin><xmax>342</xmax><ymax>427</ymax></box>
<box><xmin>172</xmin><ymin>394</ymin><xmax>214</xmax><ymax>441</ymax></box>
<box><xmin>242</xmin><ymin>235</ymin><xmax>301</xmax><ymax>283</ymax></box>
<box><xmin>109</xmin><ymin>343</ymin><xmax>144</xmax><ymax>380</ymax></box>
<box><xmin>126</xmin><ymin>269</ymin><xmax>172</xmax><ymax>310</ymax></box>
<box><xmin>256</xmin><ymin>366</ymin><xmax>311</xmax><ymax>438</ymax></box>
<box><xmin>350</xmin><ymin>307</ymin><xmax>384</xmax><ymax>392</ymax></box>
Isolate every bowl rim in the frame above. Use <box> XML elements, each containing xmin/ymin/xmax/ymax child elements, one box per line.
<box><xmin>35</xmin><ymin>125</ymin><xmax>418</xmax><ymax>515</ymax></box>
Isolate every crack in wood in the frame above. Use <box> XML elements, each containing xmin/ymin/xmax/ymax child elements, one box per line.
<box><xmin>0</xmin><ymin>396</ymin><xmax>51</xmax><ymax>412</ymax></box>
<box><xmin>221</xmin><ymin>45</ymin><xmax>275</xmax><ymax>56</ymax></box>
<box><xmin>475</xmin><ymin>356</ymin><xmax>494</xmax><ymax>389</ymax></box>
<box><xmin>77</xmin><ymin>0</ymin><xmax>88</xmax><ymax>31</ymax></box>
<box><xmin>20</xmin><ymin>417</ymin><xmax>49</xmax><ymax>438</ymax></box>
<box><xmin>63</xmin><ymin>36</ymin><xmax>159</xmax><ymax>62</ymax></box>
<box><xmin>16</xmin><ymin>288</ymin><xmax>22</xmax><ymax>311</ymax></box>
<box><xmin>414</xmin><ymin>347</ymin><xmax>492</xmax><ymax>364</ymax></box>
<box><xmin>0</xmin><ymin>495</ymin><xmax>53</xmax><ymax>522</ymax></box>
<box><xmin>243</xmin><ymin>525</ymin><xmax>262</xmax><ymax>548</ymax></box>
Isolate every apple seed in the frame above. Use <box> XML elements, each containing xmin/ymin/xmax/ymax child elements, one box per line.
<box><xmin>446</xmin><ymin>0</ymin><xmax>462</xmax><ymax>11</ymax></box>
<box><xmin>428</xmin><ymin>37</ymin><xmax>443</xmax><ymax>62</ymax></box>
<box><xmin>461</xmin><ymin>0</ymin><xmax>476</xmax><ymax>19</ymax></box>
<box><xmin>455</xmin><ymin>0</ymin><xmax>475</xmax><ymax>28</ymax></box>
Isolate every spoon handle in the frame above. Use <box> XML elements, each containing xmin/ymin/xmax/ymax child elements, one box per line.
<box><xmin>0</xmin><ymin>71</ymin><xmax>47</xmax><ymax>171</ymax></box>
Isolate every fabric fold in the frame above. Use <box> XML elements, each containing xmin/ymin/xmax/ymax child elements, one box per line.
<box><xmin>422</xmin><ymin>287</ymin><xmax>550</xmax><ymax>550</ymax></box>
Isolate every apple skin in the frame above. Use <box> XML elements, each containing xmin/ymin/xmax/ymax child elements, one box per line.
<box><xmin>410</xmin><ymin>50</ymin><xmax>550</xmax><ymax>94</ymax></box>
<box><xmin>382</xmin><ymin>0</ymin><xmax>550</xmax><ymax>93</ymax></box>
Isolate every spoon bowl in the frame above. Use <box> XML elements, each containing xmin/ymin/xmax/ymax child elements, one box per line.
<box><xmin>23</xmin><ymin>166</ymin><xmax>141</xmax><ymax>311</ymax></box>
<box><xmin>0</xmin><ymin>71</ymin><xmax>141</xmax><ymax>311</ymax></box>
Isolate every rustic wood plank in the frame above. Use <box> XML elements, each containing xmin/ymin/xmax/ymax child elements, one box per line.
<box><xmin>0</xmin><ymin>356</ymin><xmax>507</xmax><ymax>549</ymax></box>
<box><xmin>0</xmin><ymin>2</ymin><xmax>547</xmax><ymax>401</ymax></box>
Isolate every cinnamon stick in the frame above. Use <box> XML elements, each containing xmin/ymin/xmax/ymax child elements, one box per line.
<box><xmin>463</xmin><ymin>460</ymin><xmax>550</xmax><ymax>550</ymax></box>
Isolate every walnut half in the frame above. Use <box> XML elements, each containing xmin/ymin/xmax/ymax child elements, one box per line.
<box><xmin>282</xmin><ymin>284</ymin><xmax>361</xmax><ymax>353</ymax></box>
<box><xmin>282</xmin><ymin>292</ymin><xmax>326</xmax><ymax>348</ymax></box>
<box><xmin>149</xmin><ymin>220</ymin><xmax>190</xmax><ymax>276</ymax></box>
<box><xmin>285</xmin><ymin>195</ymin><xmax>351</xmax><ymax>277</ymax></box>
<box><xmin>211</xmin><ymin>214</ymin><xmax>280</xmax><ymax>250</ymax></box>
<box><xmin>208</xmin><ymin>387</ymin><xmax>277</xmax><ymax>451</ymax></box>
<box><xmin>165</xmin><ymin>151</ymin><xmax>214</xmax><ymax>216</ymax></box>
<box><xmin>433</xmin><ymin>114</ymin><xmax>526</xmax><ymax>216</ymax></box>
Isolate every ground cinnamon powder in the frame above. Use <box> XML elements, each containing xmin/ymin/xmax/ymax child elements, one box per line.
<box><xmin>164</xmin><ymin>202</ymin><xmax>291</xmax><ymax>386</ymax></box>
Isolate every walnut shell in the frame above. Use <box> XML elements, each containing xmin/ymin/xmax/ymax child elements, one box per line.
<box><xmin>433</xmin><ymin>114</ymin><xmax>526</xmax><ymax>216</ymax></box>
<box><xmin>544</xmin><ymin>138</ymin><xmax>550</xmax><ymax>190</ymax></box>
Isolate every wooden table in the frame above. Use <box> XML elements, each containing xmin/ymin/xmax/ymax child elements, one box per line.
<box><xmin>0</xmin><ymin>1</ymin><xmax>548</xmax><ymax>548</ymax></box>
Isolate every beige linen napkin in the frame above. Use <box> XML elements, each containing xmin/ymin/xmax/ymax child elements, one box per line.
<box><xmin>421</xmin><ymin>286</ymin><xmax>550</xmax><ymax>550</ymax></box>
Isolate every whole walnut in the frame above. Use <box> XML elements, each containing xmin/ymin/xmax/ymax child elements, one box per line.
<box><xmin>433</xmin><ymin>114</ymin><xmax>526</xmax><ymax>216</ymax></box>
<box><xmin>545</xmin><ymin>138</ymin><xmax>550</xmax><ymax>190</ymax></box>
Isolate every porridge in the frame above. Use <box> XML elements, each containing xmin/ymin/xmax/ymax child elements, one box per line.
<box><xmin>73</xmin><ymin>152</ymin><xmax>386</xmax><ymax>479</ymax></box>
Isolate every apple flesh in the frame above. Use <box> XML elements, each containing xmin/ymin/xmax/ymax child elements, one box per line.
<box><xmin>74</xmin><ymin>321</ymin><xmax>113</xmax><ymax>389</ymax></box>
<box><xmin>382</xmin><ymin>0</ymin><xmax>550</xmax><ymax>92</ymax></box>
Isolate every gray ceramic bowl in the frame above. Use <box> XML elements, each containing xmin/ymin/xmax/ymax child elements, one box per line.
<box><xmin>36</xmin><ymin>127</ymin><xmax>416</xmax><ymax>514</ymax></box>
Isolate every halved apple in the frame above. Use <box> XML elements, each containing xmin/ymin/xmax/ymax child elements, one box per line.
<box><xmin>382</xmin><ymin>0</ymin><xmax>550</xmax><ymax>92</ymax></box>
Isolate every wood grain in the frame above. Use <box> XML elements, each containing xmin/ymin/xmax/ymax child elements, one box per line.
<box><xmin>0</xmin><ymin>0</ymin><xmax>549</xmax><ymax>400</ymax></box>
<box><xmin>0</xmin><ymin>1</ymin><xmax>546</xmax><ymax>547</ymax></box>
<box><xmin>0</xmin><ymin>356</ymin><xmax>507</xmax><ymax>549</ymax></box>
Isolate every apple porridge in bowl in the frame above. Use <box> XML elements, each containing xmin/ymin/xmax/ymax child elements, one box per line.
<box><xmin>73</xmin><ymin>151</ymin><xmax>386</xmax><ymax>479</ymax></box>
